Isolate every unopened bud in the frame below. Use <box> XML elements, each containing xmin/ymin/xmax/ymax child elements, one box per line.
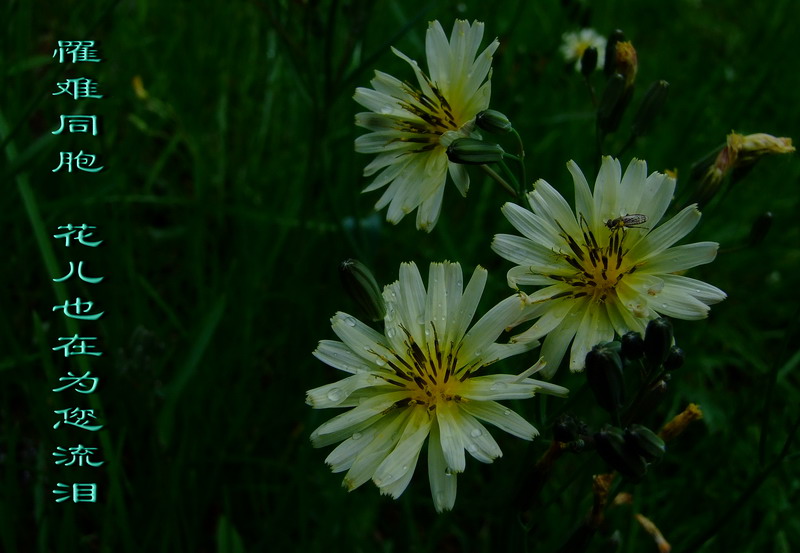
<box><xmin>476</xmin><ymin>110</ymin><xmax>513</xmax><ymax>134</ymax></box>
<box><xmin>604</xmin><ymin>29</ymin><xmax>626</xmax><ymax>78</ymax></box>
<box><xmin>585</xmin><ymin>342</ymin><xmax>625</xmax><ymax>415</ymax></box>
<box><xmin>663</xmin><ymin>346</ymin><xmax>685</xmax><ymax>371</ymax></box>
<box><xmin>446</xmin><ymin>138</ymin><xmax>505</xmax><ymax>165</ymax></box>
<box><xmin>339</xmin><ymin>259</ymin><xmax>386</xmax><ymax>322</ymax></box>
<box><xmin>594</xmin><ymin>425</ymin><xmax>647</xmax><ymax>479</ymax></box>
<box><xmin>736</xmin><ymin>132</ymin><xmax>795</xmax><ymax>164</ymax></box>
<box><xmin>597</xmin><ymin>73</ymin><xmax>629</xmax><ymax>134</ymax></box>
<box><xmin>625</xmin><ymin>424</ymin><xmax>666</xmax><ymax>462</ymax></box>
<box><xmin>748</xmin><ymin>212</ymin><xmax>773</xmax><ymax>247</ymax></box>
<box><xmin>581</xmin><ymin>46</ymin><xmax>598</xmax><ymax>77</ymax></box>
<box><xmin>620</xmin><ymin>331</ymin><xmax>645</xmax><ymax>361</ymax></box>
<box><xmin>632</xmin><ymin>80</ymin><xmax>669</xmax><ymax>138</ymax></box>
<box><xmin>644</xmin><ymin>318</ymin><xmax>673</xmax><ymax>367</ymax></box>
<box><xmin>553</xmin><ymin>414</ymin><xmax>580</xmax><ymax>444</ymax></box>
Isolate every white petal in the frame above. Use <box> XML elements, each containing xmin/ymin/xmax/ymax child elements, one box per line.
<box><xmin>330</xmin><ymin>312</ymin><xmax>391</xmax><ymax>366</ymax></box>
<box><xmin>568</xmin><ymin>303</ymin><xmax>615</xmax><ymax>372</ymax></box>
<box><xmin>312</xmin><ymin>340</ymin><xmax>376</xmax><ymax>374</ymax></box>
<box><xmin>501</xmin><ymin>202</ymin><xmax>559</xmax><ymax>247</ymax></box>
<box><xmin>635</xmin><ymin>171</ymin><xmax>675</xmax><ymax>227</ymax></box>
<box><xmin>325</xmin><ymin>425</ymin><xmax>380</xmax><ymax>473</ymax></box>
<box><xmin>310</xmin><ymin>390</ymin><xmax>409</xmax><ymax>447</ymax></box>
<box><xmin>416</xmin><ymin>177</ymin><xmax>446</xmax><ymax>232</ymax></box>
<box><xmin>397</xmin><ymin>261</ymin><xmax>428</xmax><ymax>347</ymax></box>
<box><xmin>641</xmin><ymin>242</ymin><xmax>719</xmax><ymax>274</ymax></box>
<box><xmin>437</xmin><ymin>402</ymin><xmax>466</xmax><ymax>472</ymax></box>
<box><xmin>428</xmin><ymin>419</ymin><xmax>457</xmax><ymax>512</ymax></box>
<box><xmin>512</xmin><ymin>297</ymin><xmax>576</xmax><ymax>341</ymax></box>
<box><xmin>373</xmin><ymin>407</ymin><xmax>431</xmax><ymax>493</ymax></box>
<box><xmin>529</xmin><ymin>179</ymin><xmax>582</xmax><ymax>239</ymax></box>
<box><xmin>459</xmin><ymin>375</ymin><xmax>551</xmax><ymax>400</ymax></box>
<box><xmin>459</xmin><ymin>400</ymin><xmax>539</xmax><ymax>440</ymax></box>
<box><xmin>660</xmin><ymin>274</ymin><xmax>726</xmax><ymax>305</ymax></box>
<box><xmin>506</xmin><ymin>266</ymin><xmax>555</xmax><ymax>288</ymax></box>
<box><xmin>594</xmin><ymin>156</ymin><xmax>622</xmax><ymax>224</ymax></box>
<box><xmin>447</xmin><ymin>265</ymin><xmax>487</xmax><ymax>346</ymax></box>
<box><xmin>460</xmin><ymin>295</ymin><xmax>527</xmax><ymax>363</ymax></box>
<box><xmin>343</xmin><ymin>408</ymin><xmax>410</xmax><ymax>490</ymax></box>
<box><xmin>568</xmin><ymin>160</ymin><xmax>595</xmax><ymax>224</ymax></box>
<box><xmin>617</xmin><ymin>158</ymin><xmax>648</xmax><ymax>217</ymax></box>
<box><xmin>362</xmin><ymin>154</ymin><xmax>414</xmax><ymax>191</ymax></box>
<box><xmin>306</xmin><ymin>372</ymin><xmax>387</xmax><ymax>408</ymax></box>
<box><xmin>538</xmin><ymin>317</ymin><xmax>579</xmax><ymax>378</ymax></box>
<box><xmin>491</xmin><ymin>234</ymin><xmax>565</xmax><ymax>270</ymax></box>
<box><xmin>456</xmin><ymin>411</ymin><xmax>502</xmax><ymax>464</ymax></box>
<box><xmin>448</xmin><ymin>161</ymin><xmax>470</xmax><ymax>197</ymax></box>
<box><xmin>651</xmin><ymin>286</ymin><xmax>714</xmax><ymax>320</ymax></box>
<box><xmin>629</xmin><ymin>205</ymin><xmax>702</xmax><ymax>261</ymax></box>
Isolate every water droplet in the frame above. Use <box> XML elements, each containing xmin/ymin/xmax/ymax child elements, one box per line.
<box><xmin>444</xmin><ymin>467</ymin><xmax>454</xmax><ymax>476</ymax></box>
<box><xmin>351</xmin><ymin>432</ymin><xmax>363</xmax><ymax>440</ymax></box>
<box><xmin>503</xmin><ymin>409</ymin><xmax>512</xmax><ymax>416</ymax></box>
<box><xmin>391</xmin><ymin>291</ymin><xmax>397</xmax><ymax>299</ymax></box>
<box><xmin>425</xmin><ymin>327</ymin><xmax>431</xmax><ymax>337</ymax></box>
<box><xmin>456</xmin><ymin>280</ymin><xmax>463</xmax><ymax>288</ymax></box>
<box><xmin>344</xmin><ymin>316</ymin><xmax>356</xmax><ymax>327</ymax></box>
<box><xmin>416</xmin><ymin>315</ymin><xmax>425</xmax><ymax>325</ymax></box>
<box><xmin>490</xmin><ymin>382</ymin><xmax>508</xmax><ymax>391</ymax></box>
<box><xmin>401</xmin><ymin>464</ymin><xmax>409</xmax><ymax>472</ymax></box>
<box><xmin>387</xmin><ymin>328</ymin><xmax>396</xmax><ymax>338</ymax></box>
<box><xmin>466</xmin><ymin>444</ymin><xmax>478</xmax><ymax>453</ymax></box>
<box><xmin>470</xmin><ymin>428</ymin><xmax>482</xmax><ymax>438</ymax></box>
<box><xmin>375</xmin><ymin>358</ymin><xmax>386</xmax><ymax>367</ymax></box>
<box><xmin>327</xmin><ymin>388</ymin><xmax>344</xmax><ymax>402</ymax></box>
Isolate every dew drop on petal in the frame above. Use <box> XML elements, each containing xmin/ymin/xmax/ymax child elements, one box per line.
<box><xmin>344</xmin><ymin>316</ymin><xmax>357</xmax><ymax>327</ymax></box>
<box><xmin>387</xmin><ymin>327</ymin><xmax>396</xmax><ymax>339</ymax></box>
<box><xmin>490</xmin><ymin>381</ymin><xmax>508</xmax><ymax>391</ymax></box>
<box><xmin>351</xmin><ymin>432</ymin><xmax>363</xmax><ymax>441</ymax></box>
<box><xmin>470</xmin><ymin>428</ymin><xmax>482</xmax><ymax>438</ymax></box>
<box><xmin>444</xmin><ymin>467</ymin><xmax>454</xmax><ymax>476</ymax></box>
<box><xmin>327</xmin><ymin>388</ymin><xmax>344</xmax><ymax>402</ymax></box>
<box><xmin>503</xmin><ymin>409</ymin><xmax>512</xmax><ymax>416</ymax></box>
<box><xmin>466</xmin><ymin>444</ymin><xmax>478</xmax><ymax>453</ymax></box>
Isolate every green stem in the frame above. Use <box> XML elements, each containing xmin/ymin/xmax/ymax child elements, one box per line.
<box><xmin>512</xmin><ymin>128</ymin><xmax>527</xmax><ymax>193</ymax></box>
<box><xmin>480</xmin><ymin>164</ymin><xmax>517</xmax><ymax>198</ymax></box>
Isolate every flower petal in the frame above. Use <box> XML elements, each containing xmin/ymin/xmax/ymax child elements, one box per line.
<box><xmin>427</xmin><ymin>419</ymin><xmax>457</xmax><ymax>512</ymax></box>
<box><xmin>459</xmin><ymin>400</ymin><xmax>538</xmax><ymax>440</ymax></box>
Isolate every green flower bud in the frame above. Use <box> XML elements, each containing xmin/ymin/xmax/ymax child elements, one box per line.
<box><xmin>663</xmin><ymin>346</ymin><xmax>685</xmax><ymax>371</ymax></box>
<box><xmin>475</xmin><ymin>109</ymin><xmax>513</xmax><ymax>134</ymax></box>
<box><xmin>580</xmin><ymin>46</ymin><xmax>598</xmax><ymax>77</ymax></box>
<box><xmin>597</xmin><ymin>73</ymin><xmax>630</xmax><ymax>135</ymax></box>
<box><xmin>620</xmin><ymin>331</ymin><xmax>645</xmax><ymax>361</ymax></box>
<box><xmin>339</xmin><ymin>259</ymin><xmax>385</xmax><ymax>322</ymax></box>
<box><xmin>644</xmin><ymin>318</ymin><xmax>673</xmax><ymax>367</ymax></box>
<box><xmin>585</xmin><ymin>343</ymin><xmax>625</xmax><ymax>415</ymax></box>
<box><xmin>446</xmin><ymin>138</ymin><xmax>505</xmax><ymax>165</ymax></box>
<box><xmin>624</xmin><ymin>424</ymin><xmax>666</xmax><ymax>462</ymax></box>
<box><xmin>632</xmin><ymin>80</ymin><xmax>669</xmax><ymax>138</ymax></box>
<box><xmin>594</xmin><ymin>425</ymin><xmax>647</xmax><ymax>479</ymax></box>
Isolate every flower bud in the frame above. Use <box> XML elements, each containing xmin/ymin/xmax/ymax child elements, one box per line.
<box><xmin>736</xmin><ymin>132</ymin><xmax>795</xmax><ymax>163</ymax></box>
<box><xmin>644</xmin><ymin>318</ymin><xmax>673</xmax><ymax>367</ymax></box>
<box><xmin>624</xmin><ymin>424</ymin><xmax>666</xmax><ymax>462</ymax></box>
<box><xmin>597</xmin><ymin>73</ymin><xmax>628</xmax><ymax>134</ymax></box>
<box><xmin>580</xmin><ymin>46</ymin><xmax>598</xmax><ymax>77</ymax></box>
<box><xmin>585</xmin><ymin>343</ymin><xmax>625</xmax><ymax>415</ymax></box>
<box><xmin>620</xmin><ymin>331</ymin><xmax>645</xmax><ymax>361</ymax></box>
<box><xmin>594</xmin><ymin>425</ymin><xmax>646</xmax><ymax>479</ymax></box>
<box><xmin>446</xmin><ymin>138</ymin><xmax>505</xmax><ymax>165</ymax></box>
<box><xmin>476</xmin><ymin>109</ymin><xmax>513</xmax><ymax>134</ymax></box>
<box><xmin>663</xmin><ymin>346</ymin><xmax>685</xmax><ymax>371</ymax></box>
<box><xmin>632</xmin><ymin>80</ymin><xmax>669</xmax><ymax>138</ymax></box>
<box><xmin>553</xmin><ymin>414</ymin><xmax>580</xmax><ymax>444</ymax></box>
<box><xmin>339</xmin><ymin>259</ymin><xmax>385</xmax><ymax>322</ymax></box>
<box><xmin>604</xmin><ymin>29</ymin><xmax>626</xmax><ymax>78</ymax></box>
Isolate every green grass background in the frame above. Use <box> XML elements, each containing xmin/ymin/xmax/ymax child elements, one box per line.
<box><xmin>1</xmin><ymin>0</ymin><xmax>798</xmax><ymax>551</ymax></box>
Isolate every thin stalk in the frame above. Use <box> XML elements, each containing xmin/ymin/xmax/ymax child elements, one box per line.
<box><xmin>480</xmin><ymin>164</ymin><xmax>517</xmax><ymax>198</ymax></box>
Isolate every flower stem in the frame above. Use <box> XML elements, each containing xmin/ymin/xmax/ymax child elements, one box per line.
<box><xmin>512</xmin><ymin>128</ymin><xmax>527</xmax><ymax>190</ymax></box>
<box><xmin>480</xmin><ymin>164</ymin><xmax>518</xmax><ymax>198</ymax></box>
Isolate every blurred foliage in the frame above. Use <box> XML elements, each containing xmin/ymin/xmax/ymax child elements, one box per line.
<box><xmin>1</xmin><ymin>0</ymin><xmax>798</xmax><ymax>551</ymax></box>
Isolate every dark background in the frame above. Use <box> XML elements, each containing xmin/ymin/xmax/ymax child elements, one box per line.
<box><xmin>1</xmin><ymin>0</ymin><xmax>798</xmax><ymax>551</ymax></box>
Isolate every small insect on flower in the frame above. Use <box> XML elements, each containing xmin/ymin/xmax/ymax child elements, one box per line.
<box><xmin>605</xmin><ymin>214</ymin><xmax>648</xmax><ymax>231</ymax></box>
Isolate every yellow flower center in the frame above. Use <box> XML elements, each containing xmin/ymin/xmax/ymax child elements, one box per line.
<box><xmin>378</xmin><ymin>325</ymin><xmax>476</xmax><ymax>410</ymax></box>
<box><xmin>553</xmin><ymin>217</ymin><xmax>639</xmax><ymax>303</ymax></box>
<box><xmin>393</xmin><ymin>78</ymin><xmax>461</xmax><ymax>151</ymax></box>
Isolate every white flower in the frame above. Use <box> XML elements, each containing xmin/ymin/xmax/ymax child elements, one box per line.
<box><xmin>559</xmin><ymin>29</ymin><xmax>606</xmax><ymax>72</ymax></box>
<box><xmin>492</xmin><ymin>157</ymin><xmax>726</xmax><ymax>376</ymax></box>
<box><xmin>354</xmin><ymin>20</ymin><xmax>499</xmax><ymax>231</ymax></box>
<box><xmin>307</xmin><ymin>261</ymin><xmax>568</xmax><ymax>512</ymax></box>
